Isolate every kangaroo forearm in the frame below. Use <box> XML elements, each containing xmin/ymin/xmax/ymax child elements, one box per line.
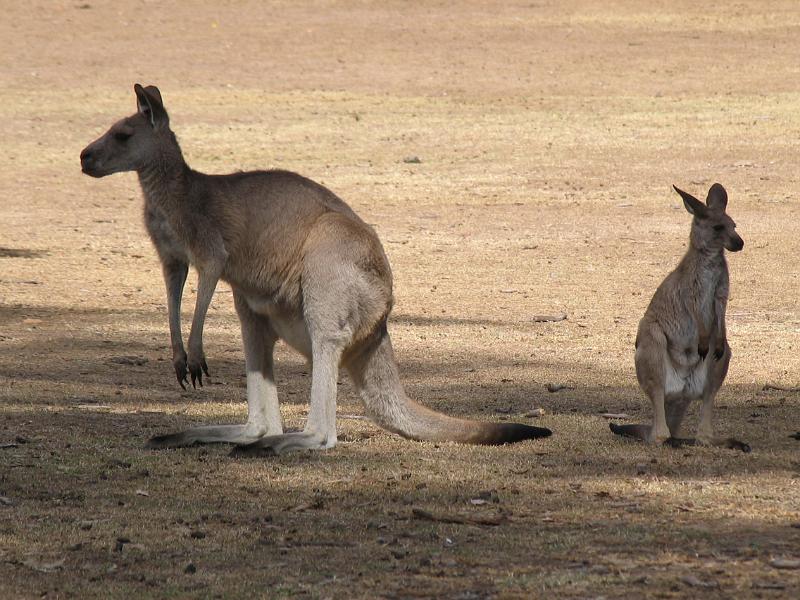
<box><xmin>183</xmin><ymin>269</ymin><xmax>218</xmax><ymax>388</ymax></box>
<box><xmin>694</xmin><ymin>307</ymin><xmax>709</xmax><ymax>356</ymax></box>
<box><xmin>697</xmin><ymin>318</ymin><xmax>709</xmax><ymax>342</ymax></box>
<box><xmin>714</xmin><ymin>300</ymin><xmax>727</xmax><ymax>358</ymax></box>
<box><xmin>188</xmin><ymin>270</ymin><xmax>220</xmax><ymax>352</ymax></box>
<box><xmin>162</xmin><ymin>261</ymin><xmax>189</xmax><ymax>351</ymax></box>
<box><xmin>715</xmin><ymin>299</ymin><xmax>727</xmax><ymax>340</ymax></box>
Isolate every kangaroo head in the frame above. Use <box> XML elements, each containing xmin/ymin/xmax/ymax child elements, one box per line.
<box><xmin>673</xmin><ymin>183</ymin><xmax>744</xmax><ymax>253</ymax></box>
<box><xmin>80</xmin><ymin>84</ymin><xmax>173</xmax><ymax>178</ymax></box>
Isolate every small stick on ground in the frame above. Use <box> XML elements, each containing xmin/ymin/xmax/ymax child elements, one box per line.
<box><xmin>531</xmin><ymin>314</ymin><xmax>567</xmax><ymax>323</ymax></box>
<box><xmin>412</xmin><ymin>507</ymin><xmax>507</xmax><ymax>526</ymax></box>
<box><xmin>762</xmin><ymin>384</ymin><xmax>800</xmax><ymax>393</ymax></box>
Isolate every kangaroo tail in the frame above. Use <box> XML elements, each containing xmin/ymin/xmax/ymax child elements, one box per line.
<box><xmin>346</xmin><ymin>325</ymin><xmax>551</xmax><ymax>445</ymax></box>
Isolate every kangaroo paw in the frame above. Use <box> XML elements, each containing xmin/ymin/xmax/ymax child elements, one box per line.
<box><xmin>173</xmin><ymin>351</ymin><xmax>189</xmax><ymax>390</ymax></box>
<box><xmin>188</xmin><ymin>361</ymin><xmax>205</xmax><ymax>388</ymax></box>
<box><xmin>698</xmin><ymin>334</ymin><xmax>709</xmax><ymax>360</ymax></box>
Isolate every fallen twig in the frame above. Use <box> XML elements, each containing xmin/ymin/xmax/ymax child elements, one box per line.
<box><xmin>531</xmin><ymin>314</ymin><xmax>567</xmax><ymax>323</ymax></box>
<box><xmin>770</xmin><ymin>558</ymin><xmax>800</xmax><ymax>570</ymax></box>
<box><xmin>545</xmin><ymin>383</ymin><xmax>571</xmax><ymax>393</ymax></box>
<box><xmin>681</xmin><ymin>575</ymin><xmax>718</xmax><ymax>589</ymax></box>
<box><xmin>762</xmin><ymin>384</ymin><xmax>800</xmax><ymax>393</ymax></box>
<box><xmin>339</xmin><ymin>414</ymin><xmax>369</xmax><ymax>421</ymax></box>
<box><xmin>769</xmin><ymin>558</ymin><xmax>800</xmax><ymax>569</ymax></box>
<box><xmin>412</xmin><ymin>507</ymin><xmax>506</xmax><ymax>527</ymax></box>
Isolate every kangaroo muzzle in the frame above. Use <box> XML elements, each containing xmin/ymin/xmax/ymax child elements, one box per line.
<box><xmin>726</xmin><ymin>234</ymin><xmax>744</xmax><ymax>252</ymax></box>
<box><xmin>79</xmin><ymin>145</ymin><xmax>104</xmax><ymax>177</ymax></box>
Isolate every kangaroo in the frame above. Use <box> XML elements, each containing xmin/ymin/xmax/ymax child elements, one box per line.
<box><xmin>79</xmin><ymin>84</ymin><xmax>552</xmax><ymax>454</ymax></box>
<box><xmin>610</xmin><ymin>183</ymin><xmax>749</xmax><ymax>452</ymax></box>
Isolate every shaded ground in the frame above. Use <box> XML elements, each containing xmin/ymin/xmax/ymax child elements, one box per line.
<box><xmin>1</xmin><ymin>1</ymin><xmax>799</xmax><ymax>598</ymax></box>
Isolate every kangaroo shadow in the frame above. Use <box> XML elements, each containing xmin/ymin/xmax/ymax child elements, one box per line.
<box><xmin>0</xmin><ymin>303</ymin><xmax>794</xmax><ymax>478</ymax></box>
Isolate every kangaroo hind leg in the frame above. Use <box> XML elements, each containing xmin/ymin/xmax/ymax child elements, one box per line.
<box><xmin>665</xmin><ymin>395</ymin><xmax>691</xmax><ymax>437</ymax></box>
<box><xmin>696</xmin><ymin>344</ymin><xmax>750</xmax><ymax>452</ymax></box>
<box><xmin>666</xmin><ymin>347</ymin><xmax>748</xmax><ymax>452</ymax></box>
<box><xmin>613</xmin><ymin>322</ymin><xmax>670</xmax><ymax>445</ymax></box>
<box><xmin>147</xmin><ymin>290</ymin><xmax>283</xmax><ymax>448</ymax></box>
<box><xmin>232</xmin><ymin>241</ymin><xmax>371</xmax><ymax>456</ymax></box>
<box><xmin>660</xmin><ymin>395</ymin><xmax>696</xmax><ymax>447</ymax></box>
<box><xmin>231</xmin><ymin>336</ymin><xmax>344</xmax><ymax>456</ymax></box>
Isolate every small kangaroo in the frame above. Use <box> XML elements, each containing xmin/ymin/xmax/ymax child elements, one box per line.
<box><xmin>80</xmin><ymin>84</ymin><xmax>552</xmax><ymax>454</ymax></box>
<box><xmin>611</xmin><ymin>183</ymin><xmax>750</xmax><ymax>452</ymax></box>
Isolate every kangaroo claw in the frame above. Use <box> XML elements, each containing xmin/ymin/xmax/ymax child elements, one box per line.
<box><xmin>173</xmin><ymin>349</ymin><xmax>189</xmax><ymax>390</ymax></box>
<box><xmin>189</xmin><ymin>362</ymin><xmax>204</xmax><ymax>388</ymax></box>
<box><xmin>186</xmin><ymin>354</ymin><xmax>207</xmax><ymax>389</ymax></box>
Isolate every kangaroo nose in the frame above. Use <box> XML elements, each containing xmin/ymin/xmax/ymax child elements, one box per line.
<box><xmin>80</xmin><ymin>146</ymin><xmax>100</xmax><ymax>176</ymax></box>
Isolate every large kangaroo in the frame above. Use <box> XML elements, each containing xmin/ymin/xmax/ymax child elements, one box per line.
<box><xmin>80</xmin><ymin>84</ymin><xmax>552</xmax><ymax>454</ymax></box>
<box><xmin>611</xmin><ymin>184</ymin><xmax>749</xmax><ymax>452</ymax></box>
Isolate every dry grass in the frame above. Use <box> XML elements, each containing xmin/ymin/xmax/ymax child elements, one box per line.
<box><xmin>1</xmin><ymin>1</ymin><xmax>799</xmax><ymax>598</ymax></box>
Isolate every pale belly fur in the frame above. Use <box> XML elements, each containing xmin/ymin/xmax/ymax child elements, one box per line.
<box><xmin>243</xmin><ymin>293</ymin><xmax>312</xmax><ymax>358</ymax></box>
<box><xmin>663</xmin><ymin>354</ymin><xmax>708</xmax><ymax>399</ymax></box>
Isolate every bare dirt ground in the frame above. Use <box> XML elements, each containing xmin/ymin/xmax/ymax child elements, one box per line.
<box><xmin>1</xmin><ymin>1</ymin><xmax>799</xmax><ymax>598</ymax></box>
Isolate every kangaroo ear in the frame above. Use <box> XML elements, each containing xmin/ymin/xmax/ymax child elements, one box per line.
<box><xmin>134</xmin><ymin>83</ymin><xmax>168</xmax><ymax>128</ymax></box>
<box><xmin>673</xmin><ymin>185</ymin><xmax>708</xmax><ymax>219</ymax></box>
<box><xmin>706</xmin><ymin>183</ymin><xmax>728</xmax><ymax>210</ymax></box>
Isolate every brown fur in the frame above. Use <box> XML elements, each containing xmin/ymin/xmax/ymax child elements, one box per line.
<box><xmin>610</xmin><ymin>184</ymin><xmax>749</xmax><ymax>452</ymax></box>
<box><xmin>80</xmin><ymin>84</ymin><xmax>552</xmax><ymax>453</ymax></box>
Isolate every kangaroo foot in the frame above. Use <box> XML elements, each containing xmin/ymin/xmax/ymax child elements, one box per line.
<box><xmin>146</xmin><ymin>423</ymin><xmax>282</xmax><ymax>449</ymax></box>
<box><xmin>609</xmin><ymin>422</ymin><xmax>650</xmax><ymax>441</ymax></box>
<box><xmin>146</xmin><ymin>432</ymin><xmax>200</xmax><ymax>449</ymax></box>
<box><xmin>230</xmin><ymin>431</ymin><xmax>333</xmax><ymax>457</ymax></box>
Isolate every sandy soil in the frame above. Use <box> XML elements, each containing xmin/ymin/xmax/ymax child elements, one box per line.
<box><xmin>1</xmin><ymin>1</ymin><xmax>799</xmax><ymax>598</ymax></box>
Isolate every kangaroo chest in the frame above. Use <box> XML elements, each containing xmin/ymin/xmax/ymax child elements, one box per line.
<box><xmin>693</xmin><ymin>266</ymin><xmax>724</xmax><ymax>330</ymax></box>
<box><xmin>144</xmin><ymin>202</ymin><xmax>193</xmax><ymax>265</ymax></box>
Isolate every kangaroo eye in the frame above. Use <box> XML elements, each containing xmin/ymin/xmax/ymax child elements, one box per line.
<box><xmin>114</xmin><ymin>131</ymin><xmax>132</xmax><ymax>142</ymax></box>
<box><xmin>713</xmin><ymin>225</ymin><xmax>725</xmax><ymax>232</ymax></box>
